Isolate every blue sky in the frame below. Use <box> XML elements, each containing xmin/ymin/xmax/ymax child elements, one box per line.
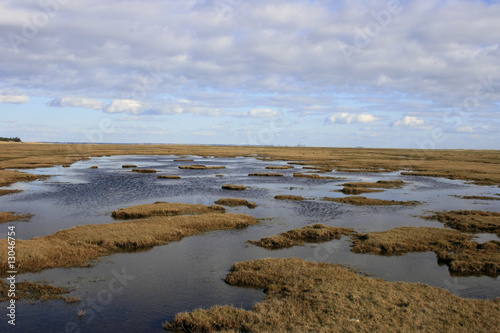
<box><xmin>1</xmin><ymin>0</ymin><xmax>499</xmax><ymax>148</ymax></box>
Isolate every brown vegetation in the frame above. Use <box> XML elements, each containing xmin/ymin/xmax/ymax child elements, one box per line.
<box><xmin>351</xmin><ymin>227</ymin><xmax>500</xmax><ymax>275</ymax></box>
<box><xmin>174</xmin><ymin>159</ymin><xmax>194</xmax><ymax>161</ymax></box>
<box><xmin>293</xmin><ymin>173</ymin><xmax>339</xmax><ymax>179</ymax></box>
<box><xmin>122</xmin><ymin>164</ymin><xmax>137</xmax><ymax>168</ymax></box>
<box><xmin>274</xmin><ymin>195</ymin><xmax>304</xmax><ymax>201</ymax></box>
<box><xmin>0</xmin><ymin>212</ymin><xmax>32</xmax><ymax>224</ymax></box>
<box><xmin>324</xmin><ymin>196</ymin><xmax>420</xmax><ymax>206</ymax></box>
<box><xmin>111</xmin><ymin>202</ymin><xmax>225</xmax><ymax>219</ymax></box>
<box><xmin>0</xmin><ymin>280</ymin><xmax>71</xmax><ymax>302</ymax></box>
<box><xmin>131</xmin><ymin>168</ymin><xmax>157</xmax><ymax>173</ymax></box>
<box><xmin>222</xmin><ymin>184</ymin><xmax>246</xmax><ymax>190</ymax></box>
<box><xmin>178</xmin><ymin>165</ymin><xmax>226</xmax><ymax>170</ymax></box>
<box><xmin>0</xmin><ymin>189</ymin><xmax>22</xmax><ymax>196</ymax></box>
<box><xmin>0</xmin><ymin>211</ymin><xmax>257</xmax><ymax>275</ymax></box>
<box><xmin>265</xmin><ymin>165</ymin><xmax>294</xmax><ymax>169</ymax></box>
<box><xmin>248</xmin><ymin>173</ymin><xmax>284</xmax><ymax>177</ymax></box>
<box><xmin>164</xmin><ymin>258</ymin><xmax>500</xmax><ymax>332</ymax></box>
<box><xmin>339</xmin><ymin>187</ymin><xmax>384</xmax><ymax>195</ymax></box>
<box><xmin>249</xmin><ymin>224</ymin><xmax>354</xmax><ymax>249</ymax></box>
<box><xmin>453</xmin><ymin>195</ymin><xmax>500</xmax><ymax>201</ymax></box>
<box><xmin>214</xmin><ymin>198</ymin><xmax>258</xmax><ymax>208</ymax></box>
<box><xmin>342</xmin><ymin>180</ymin><xmax>406</xmax><ymax>189</ymax></box>
<box><xmin>424</xmin><ymin>210</ymin><xmax>500</xmax><ymax>236</ymax></box>
<box><xmin>89</xmin><ymin>166</ymin><xmax>98</xmax><ymax>169</ymax></box>
<box><xmin>157</xmin><ymin>175</ymin><xmax>181</xmax><ymax>179</ymax></box>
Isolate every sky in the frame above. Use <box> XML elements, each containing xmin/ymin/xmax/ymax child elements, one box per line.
<box><xmin>0</xmin><ymin>0</ymin><xmax>499</xmax><ymax>149</ymax></box>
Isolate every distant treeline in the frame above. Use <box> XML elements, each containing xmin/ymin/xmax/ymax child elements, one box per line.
<box><xmin>0</xmin><ymin>137</ymin><xmax>21</xmax><ymax>142</ymax></box>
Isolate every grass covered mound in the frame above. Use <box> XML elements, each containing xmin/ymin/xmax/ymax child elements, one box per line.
<box><xmin>351</xmin><ymin>227</ymin><xmax>500</xmax><ymax>276</ymax></box>
<box><xmin>178</xmin><ymin>165</ymin><xmax>225</xmax><ymax>170</ymax></box>
<box><xmin>131</xmin><ymin>168</ymin><xmax>157</xmax><ymax>173</ymax></box>
<box><xmin>0</xmin><ymin>211</ymin><xmax>32</xmax><ymax>224</ymax></box>
<box><xmin>122</xmin><ymin>164</ymin><xmax>137</xmax><ymax>168</ymax></box>
<box><xmin>214</xmin><ymin>198</ymin><xmax>258</xmax><ymax>208</ymax></box>
<box><xmin>157</xmin><ymin>175</ymin><xmax>181</xmax><ymax>179</ymax></box>
<box><xmin>0</xmin><ymin>280</ymin><xmax>71</xmax><ymax>302</ymax></box>
<box><xmin>324</xmin><ymin>196</ymin><xmax>420</xmax><ymax>206</ymax></box>
<box><xmin>248</xmin><ymin>173</ymin><xmax>284</xmax><ymax>177</ymax></box>
<box><xmin>265</xmin><ymin>165</ymin><xmax>294</xmax><ymax>169</ymax></box>
<box><xmin>249</xmin><ymin>224</ymin><xmax>354</xmax><ymax>249</ymax></box>
<box><xmin>0</xmin><ymin>212</ymin><xmax>257</xmax><ymax>275</ymax></box>
<box><xmin>163</xmin><ymin>258</ymin><xmax>500</xmax><ymax>332</ymax></box>
<box><xmin>293</xmin><ymin>173</ymin><xmax>338</xmax><ymax>179</ymax></box>
<box><xmin>424</xmin><ymin>210</ymin><xmax>500</xmax><ymax>236</ymax></box>
<box><xmin>111</xmin><ymin>202</ymin><xmax>225</xmax><ymax>219</ymax></box>
<box><xmin>274</xmin><ymin>195</ymin><xmax>304</xmax><ymax>201</ymax></box>
<box><xmin>342</xmin><ymin>180</ymin><xmax>406</xmax><ymax>189</ymax></box>
<box><xmin>222</xmin><ymin>184</ymin><xmax>246</xmax><ymax>190</ymax></box>
<box><xmin>0</xmin><ymin>189</ymin><xmax>22</xmax><ymax>196</ymax></box>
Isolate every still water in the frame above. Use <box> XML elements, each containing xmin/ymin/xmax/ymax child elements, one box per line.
<box><xmin>1</xmin><ymin>155</ymin><xmax>499</xmax><ymax>332</ymax></box>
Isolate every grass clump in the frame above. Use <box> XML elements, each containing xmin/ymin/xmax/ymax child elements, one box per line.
<box><xmin>0</xmin><ymin>212</ymin><xmax>32</xmax><ymax>224</ymax></box>
<box><xmin>157</xmin><ymin>175</ymin><xmax>181</xmax><ymax>179</ymax></box>
<box><xmin>0</xmin><ymin>280</ymin><xmax>71</xmax><ymax>302</ymax></box>
<box><xmin>424</xmin><ymin>210</ymin><xmax>500</xmax><ymax>236</ymax></box>
<box><xmin>293</xmin><ymin>173</ymin><xmax>338</xmax><ymax>179</ymax></box>
<box><xmin>453</xmin><ymin>195</ymin><xmax>500</xmax><ymax>201</ymax></box>
<box><xmin>324</xmin><ymin>196</ymin><xmax>420</xmax><ymax>206</ymax></box>
<box><xmin>214</xmin><ymin>198</ymin><xmax>258</xmax><ymax>208</ymax></box>
<box><xmin>174</xmin><ymin>159</ymin><xmax>194</xmax><ymax>161</ymax></box>
<box><xmin>343</xmin><ymin>180</ymin><xmax>405</xmax><ymax>189</ymax></box>
<box><xmin>164</xmin><ymin>258</ymin><xmax>500</xmax><ymax>332</ymax></box>
<box><xmin>178</xmin><ymin>165</ymin><xmax>226</xmax><ymax>170</ymax></box>
<box><xmin>112</xmin><ymin>202</ymin><xmax>225</xmax><ymax>219</ymax></box>
<box><xmin>351</xmin><ymin>227</ymin><xmax>500</xmax><ymax>276</ymax></box>
<box><xmin>0</xmin><ymin>212</ymin><xmax>257</xmax><ymax>275</ymax></box>
<box><xmin>249</xmin><ymin>224</ymin><xmax>354</xmax><ymax>249</ymax></box>
<box><xmin>122</xmin><ymin>164</ymin><xmax>137</xmax><ymax>168</ymax></box>
<box><xmin>274</xmin><ymin>195</ymin><xmax>304</xmax><ymax>201</ymax></box>
<box><xmin>0</xmin><ymin>189</ymin><xmax>22</xmax><ymax>196</ymax></box>
<box><xmin>248</xmin><ymin>173</ymin><xmax>284</xmax><ymax>177</ymax></box>
<box><xmin>339</xmin><ymin>187</ymin><xmax>384</xmax><ymax>195</ymax></box>
<box><xmin>89</xmin><ymin>166</ymin><xmax>98</xmax><ymax>169</ymax></box>
<box><xmin>222</xmin><ymin>184</ymin><xmax>246</xmax><ymax>191</ymax></box>
<box><xmin>131</xmin><ymin>168</ymin><xmax>157</xmax><ymax>173</ymax></box>
<box><xmin>265</xmin><ymin>165</ymin><xmax>294</xmax><ymax>169</ymax></box>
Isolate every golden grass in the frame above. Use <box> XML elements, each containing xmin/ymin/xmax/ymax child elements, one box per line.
<box><xmin>248</xmin><ymin>173</ymin><xmax>284</xmax><ymax>177</ymax></box>
<box><xmin>0</xmin><ymin>280</ymin><xmax>71</xmax><ymax>302</ymax></box>
<box><xmin>0</xmin><ymin>189</ymin><xmax>22</xmax><ymax>196</ymax></box>
<box><xmin>424</xmin><ymin>210</ymin><xmax>500</xmax><ymax>236</ymax></box>
<box><xmin>178</xmin><ymin>165</ymin><xmax>226</xmax><ymax>170</ymax></box>
<box><xmin>274</xmin><ymin>194</ymin><xmax>304</xmax><ymax>201</ymax></box>
<box><xmin>453</xmin><ymin>195</ymin><xmax>500</xmax><ymax>201</ymax></box>
<box><xmin>0</xmin><ymin>212</ymin><xmax>32</xmax><ymax>224</ymax></box>
<box><xmin>111</xmin><ymin>202</ymin><xmax>225</xmax><ymax>219</ymax></box>
<box><xmin>214</xmin><ymin>198</ymin><xmax>258</xmax><ymax>208</ymax></box>
<box><xmin>339</xmin><ymin>187</ymin><xmax>384</xmax><ymax>195</ymax></box>
<box><xmin>351</xmin><ymin>227</ymin><xmax>499</xmax><ymax>275</ymax></box>
<box><xmin>265</xmin><ymin>165</ymin><xmax>294</xmax><ymax>169</ymax></box>
<box><xmin>131</xmin><ymin>168</ymin><xmax>157</xmax><ymax>173</ymax></box>
<box><xmin>122</xmin><ymin>164</ymin><xmax>137</xmax><ymax>168</ymax></box>
<box><xmin>164</xmin><ymin>258</ymin><xmax>500</xmax><ymax>332</ymax></box>
<box><xmin>222</xmin><ymin>184</ymin><xmax>246</xmax><ymax>190</ymax></box>
<box><xmin>89</xmin><ymin>166</ymin><xmax>98</xmax><ymax>169</ymax></box>
<box><xmin>343</xmin><ymin>180</ymin><xmax>405</xmax><ymax>189</ymax></box>
<box><xmin>249</xmin><ymin>224</ymin><xmax>354</xmax><ymax>249</ymax></box>
<box><xmin>157</xmin><ymin>175</ymin><xmax>181</xmax><ymax>179</ymax></box>
<box><xmin>0</xmin><ymin>212</ymin><xmax>257</xmax><ymax>275</ymax></box>
<box><xmin>293</xmin><ymin>172</ymin><xmax>338</xmax><ymax>179</ymax></box>
<box><xmin>324</xmin><ymin>196</ymin><xmax>420</xmax><ymax>206</ymax></box>
<box><xmin>174</xmin><ymin>159</ymin><xmax>194</xmax><ymax>161</ymax></box>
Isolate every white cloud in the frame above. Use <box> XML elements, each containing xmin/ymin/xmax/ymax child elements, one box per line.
<box><xmin>105</xmin><ymin>99</ymin><xmax>143</xmax><ymax>114</ymax></box>
<box><xmin>327</xmin><ymin>112</ymin><xmax>379</xmax><ymax>124</ymax></box>
<box><xmin>49</xmin><ymin>97</ymin><xmax>106</xmax><ymax>110</ymax></box>
<box><xmin>249</xmin><ymin>108</ymin><xmax>277</xmax><ymax>118</ymax></box>
<box><xmin>0</xmin><ymin>95</ymin><xmax>29</xmax><ymax>104</ymax></box>
<box><xmin>392</xmin><ymin>116</ymin><xmax>426</xmax><ymax>128</ymax></box>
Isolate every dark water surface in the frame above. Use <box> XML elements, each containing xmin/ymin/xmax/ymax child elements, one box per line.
<box><xmin>1</xmin><ymin>155</ymin><xmax>499</xmax><ymax>332</ymax></box>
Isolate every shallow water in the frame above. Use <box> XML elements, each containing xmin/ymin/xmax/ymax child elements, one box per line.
<box><xmin>1</xmin><ymin>155</ymin><xmax>499</xmax><ymax>332</ymax></box>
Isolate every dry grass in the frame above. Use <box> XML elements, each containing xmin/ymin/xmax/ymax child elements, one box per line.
<box><xmin>89</xmin><ymin>166</ymin><xmax>98</xmax><ymax>169</ymax></box>
<box><xmin>265</xmin><ymin>165</ymin><xmax>294</xmax><ymax>169</ymax></box>
<box><xmin>339</xmin><ymin>187</ymin><xmax>385</xmax><ymax>195</ymax></box>
<box><xmin>131</xmin><ymin>168</ymin><xmax>157</xmax><ymax>173</ymax></box>
<box><xmin>222</xmin><ymin>184</ymin><xmax>246</xmax><ymax>190</ymax></box>
<box><xmin>174</xmin><ymin>159</ymin><xmax>194</xmax><ymax>161</ymax></box>
<box><xmin>157</xmin><ymin>175</ymin><xmax>181</xmax><ymax>179</ymax></box>
<box><xmin>351</xmin><ymin>227</ymin><xmax>500</xmax><ymax>276</ymax></box>
<box><xmin>343</xmin><ymin>180</ymin><xmax>405</xmax><ymax>189</ymax></box>
<box><xmin>249</xmin><ymin>224</ymin><xmax>354</xmax><ymax>249</ymax></box>
<box><xmin>453</xmin><ymin>195</ymin><xmax>500</xmax><ymax>201</ymax></box>
<box><xmin>0</xmin><ymin>212</ymin><xmax>257</xmax><ymax>275</ymax></box>
<box><xmin>324</xmin><ymin>196</ymin><xmax>420</xmax><ymax>206</ymax></box>
<box><xmin>248</xmin><ymin>173</ymin><xmax>284</xmax><ymax>177</ymax></box>
<box><xmin>0</xmin><ymin>189</ymin><xmax>22</xmax><ymax>196</ymax></box>
<box><xmin>0</xmin><ymin>280</ymin><xmax>71</xmax><ymax>302</ymax></box>
<box><xmin>178</xmin><ymin>165</ymin><xmax>226</xmax><ymax>170</ymax></box>
<box><xmin>424</xmin><ymin>210</ymin><xmax>500</xmax><ymax>236</ymax></box>
<box><xmin>214</xmin><ymin>198</ymin><xmax>258</xmax><ymax>208</ymax></box>
<box><xmin>274</xmin><ymin>195</ymin><xmax>304</xmax><ymax>201</ymax></box>
<box><xmin>293</xmin><ymin>172</ymin><xmax>338</xmax><ymax>179</ymax></box>
<box><xmin>164</xmin><ymin>258</ymin><xmax>500</xmax><ymax>332</ymax></box>
<box><xmin>111</xmin><ymin>202</ymin><xmax>225</xmax><ymax>219</ymax></box>
<box><xmin>122</xmin><ymin>164</ymin><xmax>137</xmax><ymax>168</ymax></box>
<box><xmin>0</xmin><ymin>212</ymin><xmax>32</xmax><ymax>224</ymax></box>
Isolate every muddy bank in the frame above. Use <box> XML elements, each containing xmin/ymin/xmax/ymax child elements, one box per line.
<box><xmin>164</xmin><ymin>258</ymin><xmax>500</xmax><ymax>332</ymax></box>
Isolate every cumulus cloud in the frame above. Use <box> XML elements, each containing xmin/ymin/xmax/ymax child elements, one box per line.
<box><xmin>48</xmin><ymin>97</ymin><xmax>106</xmax><ymax>110</ymax></box>
<box><xmin>327</xmin><ymin>112</ymin><xmax>379</xmax><ymax>124</ymax></box>
<box><xmin>0</xmin><ymin>95</ymin><xmax>29</xmax><ymax>104</ymax></box>
<box><xmin>249</xmin><ymin>108</ymin><xmax>278</xmax><ymax>118</ymax></box>
<box><xmin>105</xmin><ymin>99</ymin><xmax>143</xmax><ymax>114</ymax></box>
<box><xmin>392</xmin><ymin>116</ymin><xmax>426</xmax><ymax>128</ymax></box>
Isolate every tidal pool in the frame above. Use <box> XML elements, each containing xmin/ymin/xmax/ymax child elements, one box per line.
<box><xmin>1</xmin><ymin>155</ymin><xmax>499</xmax><ymax>332</ymax></box>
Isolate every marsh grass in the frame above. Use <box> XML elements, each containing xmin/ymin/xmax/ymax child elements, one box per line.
<box><xmin>351</xmin><ymin>227</ymin><xmax>499</xmax><ymax>275</ymax></box>
<box><xmin>248</xmin><ymin>173</ymin><xmax>284</xmax><ymax>177</ymax></box>
<box><xmin>424</xmin><ymin>210</ymin><xmax>500</xmax><ymax>236</ymax></box>
<box><xmin>131</xmin><ymin>168</ymin><xmax>157</xmax><ymax>173</ymax></box>
<box><xmin>452</xmin><ymin>195</ymin><xmax>500</xmax><ymax>201</ymax></box>
<box><xmin>339</xmin><ymin>187</ymin><xmax>384</xmax><ymax>195</ymax></box>
<box><xmin>274</xmin><ymin>195</ymin><xmax>304</xmax><ymax>201</ymax></box>
<box><xmin>0</xmin><ymin>212</ymin><xmax>257</xmax><ymax>275</ymax></box>
<box><xmin>0</xmin><ymin>211</ymin><xmax>32</xmax><ymax>224</ymax></box>
<box><xmin>324</xmin><ymin>196</ymin><xmax>420</xmax><ymax>206</ymax></box>
<box><xmin>0</xmin><ymin>189</ymin><xmax>22</xmax><ymax>196</ymax></box>
<box><xmin>265</xmin><ymin>165</ymin><xmax>294</xmax><ymax>169</ymax></box>
<box><xmin>214</xmin><ymin>198</ymin><xmax>258</xmax><ymax>208</ymax></box>
<box><xmin>0</xmin><ymin>280</ymin><xmax>70</xmax><ymax>302</ymax></box>
<box><xmin>342</xmin><ymin>180</ymin><xmax>405</xmax><ymax>189</ymax></box>
<box><xmin>222</xmin><ymin>184</ymin><xmax>246</xmax><ymax>190</ymax></box>
<box><xmin>293</xmin><ymin>173</ymin><xmax>338</xmax><ymax>179</ymax></box>
<box><xmin>122</xmin><ymin>165</ymin><xmax>137</xmax><ymax>168</ymax></box>
<box><xmin>111</xmin><ymin>202</ymin><xmax>225</xmax><ymax>219</ymax></box>
<box><xmin>157</xmin><ymin>175</ymin><xmax>181</xmax><ymax>179</ymax></box>
<box><xmin>178</xmin><ymin>165</ymin><xmax>226</xmax><ymax>170</ymax></box>
<box><xmin>164</xmin><ymin>258</ymin><xmax>500</xmax><ymax>332</ymax></box>
<box><xmin>249</xmin><ymin>224</ymin><xmax>354</xmax><ymax>249</ymax></box>
<box><xmin>89</xmin><ymin>166</ymin><xmax>98</xmax><ymax>169</ymax></box>
<box><xmin>174</xmin><ymin>159</ymin><xmax>194</xmax><ymax>161</ymax></box>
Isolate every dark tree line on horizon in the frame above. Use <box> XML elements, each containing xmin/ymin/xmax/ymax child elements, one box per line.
<box><xmin>0</xmin><ymin>136</ymin><xmax>21</xmax><ymax>142</ymax></box>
